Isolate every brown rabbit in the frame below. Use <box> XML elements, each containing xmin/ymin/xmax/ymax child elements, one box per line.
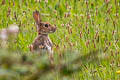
<box><xmin>29</xmin><ymin>11</ymin><xmax>56</xmax><ymax>64</ymax></box>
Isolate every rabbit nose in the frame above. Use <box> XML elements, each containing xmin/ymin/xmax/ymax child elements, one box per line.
<box><xmin>54</xmin><ymin>25</ymin><xmax>57</xmax><ymax>31</ymax></box>
<box><xmin>51</xmin><ymin>27</ymin><xmax>56</xmax><ymax>32</ymax></box>
<box><xmin>54</xmin><ymin>24</ymin><xmax>57</xmax><ymax>29</ymax></box>
<box><xmin>52</xmin><ymin>27</ymin><xmax>56</xmax><ymax>32</ymax></box>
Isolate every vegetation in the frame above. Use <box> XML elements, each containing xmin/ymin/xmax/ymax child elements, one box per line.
<box><xmin>0</xmin><ymin>0</ymin><xmax>120</xmax><ymax>80</ymax></box>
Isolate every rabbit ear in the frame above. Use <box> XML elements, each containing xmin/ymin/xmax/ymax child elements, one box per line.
<box><xmin>33</xmin><ymin>11</ymin><xmax>41</xmax><ymax>24</ymax></box>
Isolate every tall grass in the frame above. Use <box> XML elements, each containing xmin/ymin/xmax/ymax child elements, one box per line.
<box><xmin>0</xmin><ymin>0</ymin><xmax>120</xmax><ymax>80</ymax></box>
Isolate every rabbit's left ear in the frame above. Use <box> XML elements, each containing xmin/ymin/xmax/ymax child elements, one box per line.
<box><xmin>33</xmin><ymin>11</ymin><xmax>41</xmax><ymax>24</ymax></box>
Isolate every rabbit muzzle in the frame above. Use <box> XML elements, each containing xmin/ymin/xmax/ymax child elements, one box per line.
<box><xmin>51</xmin><ymin>24</ymin><xmax>57</xmax><ymax>32</ymax></box>
<box><xmin>51</xmin><ymin>26</ymin><xmax>56</xmax><ymax>33</ymax></box>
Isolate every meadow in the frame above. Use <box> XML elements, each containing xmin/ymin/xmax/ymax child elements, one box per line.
<box><xmin>0</xmin><ymin>0</ymin><xmax>120</xmax><ymax>80</ymax></box>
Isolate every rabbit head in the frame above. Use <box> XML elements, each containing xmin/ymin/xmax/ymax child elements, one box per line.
<box><xmin>33</xmin><ymin>11</ymin><xmax>56</xmax><ymax>35</ymax></box>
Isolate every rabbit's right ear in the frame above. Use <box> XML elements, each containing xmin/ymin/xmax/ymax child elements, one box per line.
<box><xmin>33</xmin><ymin>11</ymin><xmax>41</xmax><ymax>24</ymax></box>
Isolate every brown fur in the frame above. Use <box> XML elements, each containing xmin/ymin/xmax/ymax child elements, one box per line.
<box><xmin>29</xmin><ymin>11</ymin><xmax>56</xmax><ymax>64</ymax></box>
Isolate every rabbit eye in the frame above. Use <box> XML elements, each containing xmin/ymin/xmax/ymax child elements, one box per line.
<box><xmin>45</xmin><ymin>24</ymin><xmax>48</xmax><ymax>27</ymax></box>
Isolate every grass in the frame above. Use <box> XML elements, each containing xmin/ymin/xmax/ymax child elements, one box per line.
<box><xmin>0</xmin><ymin>0</ymin><xmax>120</xmax><ymax>80</ymax></box>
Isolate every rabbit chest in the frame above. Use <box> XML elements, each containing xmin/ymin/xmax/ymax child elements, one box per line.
<box><xmin>32</xmin><ymin>35</ymin><xmax>53</xmax><ymax>53</ymax></box>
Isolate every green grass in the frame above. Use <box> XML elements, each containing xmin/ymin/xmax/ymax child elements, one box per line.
<box><xmin>0</xmin><ymin>0</ymin><xmax>120</xmax><ymax>80</ymax></box>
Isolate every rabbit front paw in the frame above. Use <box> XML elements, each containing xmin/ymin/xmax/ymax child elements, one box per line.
<box><xmin>39</xmin><ymin>45</ymin><xmax>44</xmax><ymax>49</ymax></box>
<box><xmin>29</xmin><ymin>44</ymin><xmax>33</xmax><ymax>52</ymax></box>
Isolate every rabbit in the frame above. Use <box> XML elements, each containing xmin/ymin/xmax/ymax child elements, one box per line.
<box><xmin>29</xmin><ymin>10</ymin><xmax>56</xmax><ymax>64</ymax></box>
